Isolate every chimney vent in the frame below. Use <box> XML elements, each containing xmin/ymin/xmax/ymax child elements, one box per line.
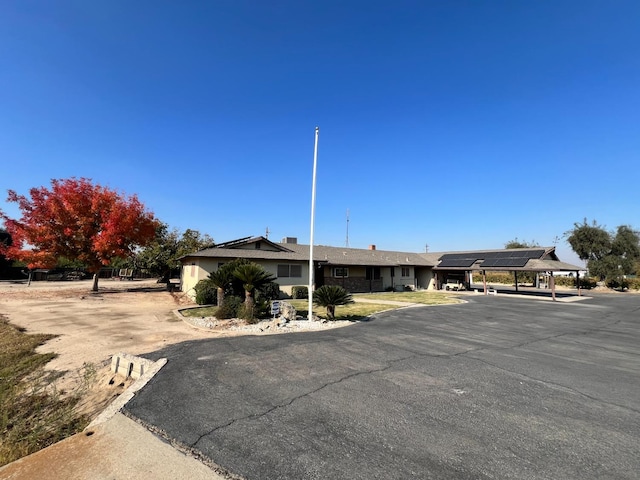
<box><xmin>369</xmin><ymin>244</ymin><xmax>376</xmax><ymax>250</ymax></box>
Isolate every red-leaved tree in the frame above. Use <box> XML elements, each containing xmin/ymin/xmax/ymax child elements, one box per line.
<box><xmin>0</xmin><ymin>178</ymin><xmax>160</xmax><ymax>291</ymax></box>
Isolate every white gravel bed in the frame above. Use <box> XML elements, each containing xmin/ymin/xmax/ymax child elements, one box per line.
<box><xmin>182</xmin><ymin>315</ymin><xmax>353</xmax><ymax>334</ymax></box>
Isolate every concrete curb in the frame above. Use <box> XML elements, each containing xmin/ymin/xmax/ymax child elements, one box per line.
<box><xmin>87</xmin><ymin>355</ymin><xmax>167</xmax><ymax>429</ymax></box>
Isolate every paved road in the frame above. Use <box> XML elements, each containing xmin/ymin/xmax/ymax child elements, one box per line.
<box><xmin>126</xmin><ymin>294</ymin><xmax>640</xmax><ymax>479</ymax></box>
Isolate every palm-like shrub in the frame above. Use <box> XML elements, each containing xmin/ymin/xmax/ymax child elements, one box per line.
<box><xmin>313</xmin><ymin>285</ymin><xmax>354</xmax><ymax>320</ymax></box>
<box><xmin>208</xmin><ymin>268</ymin><xmax>233</xmax><ymax>307</ymax></box>
<box><xmin>233</xmin><ymin>262</ymin><xmax>276</xmax><ymax>318</ymax></box>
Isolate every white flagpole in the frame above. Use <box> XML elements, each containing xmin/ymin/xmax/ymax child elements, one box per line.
<box><xmin>308</xmin><ymin>126</ymin><xmax>319</xmax><ymax>320</ymax></box>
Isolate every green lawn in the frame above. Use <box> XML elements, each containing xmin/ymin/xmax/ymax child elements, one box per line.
<box><xmin>180</xmin><ymin>306</ymin><xmax>218</xmax><ymax>318</ymax></box>
<box><xmin>353</xmin><ymin>291</ymin><xmax>462</xmax><ymax>305</ymax></box>
<box><xmin>288</xmin><ymin>300</ymin><xmax>396</xmax><ymax>321</ymax></box>
<box><xmin>182</xmin><ymin>291</ymin><xmax>460</xmax><ymax>321</ymax></box>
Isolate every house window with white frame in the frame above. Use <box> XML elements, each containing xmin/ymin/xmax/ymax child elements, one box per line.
<box><xmin>277</xmin><ymin>264</ymin><xmax>302</xmax><ymax>278</ymax></box>
<box><xmin>401</xmin><ymin>267</ymin><xmax>410</xmax><ymax>277</ymax></box>
<box><xmin>333</xmin><ymin>267</ymin><xmax>349</xmax><ymax>278</ymax></box>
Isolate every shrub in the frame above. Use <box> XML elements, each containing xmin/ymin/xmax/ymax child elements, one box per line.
<box><xmin>194</xmin><ymin>279</ymin><xmax>217</xmax><ymax>305</ymax></box>
<box><xmin>257</xmin><ymin>281</ymin><xmax>281</xmax><ymax>301</ymax></box>
<box><xmin>215</xmin><ymin>296</ymin><xmax>242</xmax><ymax>319</ymax></box>
<box><xmin>291</xmin><ymin>286</ymin><xmax>308</xmax><ymax>299</ymax></box>
<box><xmin>606</xmin><ymin>277</ymin><xmax>629</xmax><ymax>291</ymax></box>
<box><xmin>385</xmin><ymin>286</ymin><xmax>394</xmax><ymax>292</ymax></box>
<box><xmin>577</xmin><ymin>277</ymin><xmax>597</xmax><ymax>289</ymax></box>
<box><xmin>313</xmin><ymin>285</ymin><xmax>354</xmax><ymax>320</ymax></box>
<box><xmin>627</xmin><ymin>277</ymin><xmax>640</xmax><ymax>290</ymax></box>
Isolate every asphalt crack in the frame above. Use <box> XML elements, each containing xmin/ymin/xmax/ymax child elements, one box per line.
<box><xmin>190</xmin><ymin>353</ymin><xmax>418</xmax><ymax>448</ymax></box>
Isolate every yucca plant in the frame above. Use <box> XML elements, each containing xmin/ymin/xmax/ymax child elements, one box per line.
<box><xmin>313</xmin><ymin>285</ymin><xmax>354</xmax><ymax>320</ymax></box>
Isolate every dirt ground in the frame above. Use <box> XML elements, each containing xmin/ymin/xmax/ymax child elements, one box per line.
<box><xmin>0</xmin><ymin>278</ymin><xmax>345</xmax><ymax>421</ymax></box>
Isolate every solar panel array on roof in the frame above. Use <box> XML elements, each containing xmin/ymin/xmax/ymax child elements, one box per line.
<box><xmin>438</xmin><ymin>249</ymin><xmax>546</xmax><ymax>269</ymax></box>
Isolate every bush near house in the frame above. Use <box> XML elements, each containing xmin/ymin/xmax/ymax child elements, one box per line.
<box><xmin>215</xmin><ymin>296</ymin><xmax>243</xmax><ymax>319</ymax></box>
<box><xmin>291</xmin><ymin>286</ymin><xmax>308</xmax><ymax>299</ymax></box>
<box><xmin>194</xmin><ymin>279</ymin><xmax>217</xmax><ymax>305</ymax></box>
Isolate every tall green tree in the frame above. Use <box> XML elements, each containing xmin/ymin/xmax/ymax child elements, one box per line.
<box><xmin>133</xmin><ymin>225</ymin><xmax>214</xmax><ymax>282</ymax></box>
<box><xmin>566</xmin><ymin>219</ymin><xmax>611</xmax><ymax>264</ymax></box>
<box><xmin>566</xmin><ymin>219</ymin><xmax>639</xmax><ymax>281</ymax></box>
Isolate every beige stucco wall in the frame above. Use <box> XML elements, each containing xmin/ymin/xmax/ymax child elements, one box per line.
<box><xmin>180</xmin><ymin>258</ymin><xmax>309</xmax><ymax>299</ymax></box>
<box><xmin>416</xmin><ymin>268</ymin><xmax>435</xmax><ymax>290</ymax></box>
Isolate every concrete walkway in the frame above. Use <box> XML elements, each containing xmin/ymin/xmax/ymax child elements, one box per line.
<box><xmin>0</xmin><ymin>413</ymin><xmax>225</xmax><ymax>480</ymax></box>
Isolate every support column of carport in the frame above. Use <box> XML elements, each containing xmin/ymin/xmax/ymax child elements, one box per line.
<box><xmin>482</xmin><ymin>270</ymin><xmax>487</xmax><ymax>295</ymax></box>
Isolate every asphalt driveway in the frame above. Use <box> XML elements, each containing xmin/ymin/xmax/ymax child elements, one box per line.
<box><xmin>126</xmin><ymin>294</ymin><xmax>640</xmax><ymax>479</ymax></box>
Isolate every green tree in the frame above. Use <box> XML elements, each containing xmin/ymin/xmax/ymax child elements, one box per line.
<box><xmin>313</xmin><ymin>285</ymin><xmax>354</xmax><ymax>320</ymax></box>
<box><xmin>566</xmin><ymin>219</ymin><xmax>611</xmax><ymax>264</ymax></box>
<box><xmin>566</xmin><ymin>220</ymin><xmax>640</xmax><ymax>282</ymax></box>
<box><xmin>611</xmin><ymin>225</ymin><xmax>640</xmax><ymax>274</ymax></box>
<box><xmin>233</xmin><ymin>262</ymin><xmax>275</xmax><ymax>316</ymax></box>
<box><xmin>133</xmin><ymin>225</ymin><xmax>214</xmax><ymax>282</ymax></box>
<box><xmin>504</xmin><ymin>238</ymin><xmax>539</xmax><ymax>249</ymax></box>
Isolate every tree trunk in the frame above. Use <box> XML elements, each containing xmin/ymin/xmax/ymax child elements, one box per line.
<box><xmin>327</xmin><ymin>305</ymin><xmax>335</xmax><ymax>320</ymax></box>
<box><xmin>92</xmin><ymin>273</ymin><xmax>99</xmax><ymax>292</ymax></box>
<box><xmin>244</xmin><ymin>290</ymin><xmax>253</xmax><ymax>308</ymax></box>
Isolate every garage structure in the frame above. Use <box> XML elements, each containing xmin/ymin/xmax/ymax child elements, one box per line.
<box><xmin>433</xmin><ymin>247</ymin><xmax>584</xmax><ymax>300</ymax></box>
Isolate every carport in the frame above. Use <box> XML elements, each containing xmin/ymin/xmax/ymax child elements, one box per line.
<box><xmin>433</xmin><ymin>247</ymin><xmax>584</xmax><ymax>301</ymax></box>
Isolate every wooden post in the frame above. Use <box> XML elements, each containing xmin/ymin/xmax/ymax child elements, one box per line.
<box><xmin>576</xmin><ymin>270</ymin><xmax>581</xmax><ymax>296</ymax></box>
<box><xmin>550</xmin><ymin>273</ymin><xmax>556</xmax><ymax>301</ymax></box>
<box><xmin>514</xmin><ymin>271</ymin><xmax>519</xmax><ymax>292</ymax></box>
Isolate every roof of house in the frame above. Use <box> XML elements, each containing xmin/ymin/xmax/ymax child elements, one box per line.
<box><xmin>181</xmin><ymin>237</ymin><xmax>435</xmax><ymax>267</ymax></box>
<box><xmin>181</xmin><ymin>237</ymin><xmax>582</xmax><ymax>271</ymax></box>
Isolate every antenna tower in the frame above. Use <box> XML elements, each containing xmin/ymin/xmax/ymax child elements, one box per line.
<box><xmin>346</xmin><ymin>209</ymin><xmax>350</xmax><ymax>247</ymax></box>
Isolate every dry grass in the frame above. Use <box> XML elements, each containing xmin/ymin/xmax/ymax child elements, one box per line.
<box><xmin>0</xmin><ymin>315</ymin><xmax>91</xmax><ymax>467</ymax></box>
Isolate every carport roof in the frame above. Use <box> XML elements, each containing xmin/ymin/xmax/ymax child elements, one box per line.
<box><xmin>432</xmin><ymin>247</ymin><xmax>582</xmax><ymax>272</ymax></box>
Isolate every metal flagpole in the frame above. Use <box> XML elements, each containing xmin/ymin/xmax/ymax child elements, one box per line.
<box><xmin>308</xmin><ymin>126</ymin><xmax>319</xmax><ymax>320</ymax></box>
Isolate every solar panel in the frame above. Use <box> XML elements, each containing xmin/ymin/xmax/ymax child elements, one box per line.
<box><xmin>439</xmin><ymin>249</ymin><xmax>545</xmax><ymax>269</ymax></box>
<box><xmin>481</xmin><ymin>257</ymin><xmax>529</xmax><ymax>268</ymax></box>
<box><xmin>439</xmin><ymin>253</ymin><xmax>473</xmax><ymax>261</ymax></box>
<box><xmin>438</xmin><ymin>258</ymin><xmax>476</xmax><ymax>268</ymax></box>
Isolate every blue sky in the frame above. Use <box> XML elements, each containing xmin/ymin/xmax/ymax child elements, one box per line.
<box><xmin>1</xmin><ymin>1</ymin><xmax>639</xmax><ymax>266</ymax></box>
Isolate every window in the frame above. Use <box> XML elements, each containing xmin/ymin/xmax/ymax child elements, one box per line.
<box><xmin>401</xmin><ymin>267</ymin><xmax>410</xmax><ymax>277</ymax></box>
<box><xmin>333</xmin><ymin>267</ymin><xmax>349</xmax><ymax>278</ymax></box>
<box><xmin>277</xmin><ymin>264</ymin><xmax>302</xmax><ymax>278</ymax></box>
<box><xmin>366</xmin><ymin>267</ymin><xmax>381</xmax><ymax>280</ymax></box>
